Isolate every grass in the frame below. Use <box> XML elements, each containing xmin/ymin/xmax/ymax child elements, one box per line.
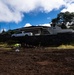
<box><xmin>43</xmin><ymin>44</ymin><xmax>74</xmax><ymax>50</ymax></box>
<box><xmin>0</xmin><ymin>43</ymin><xmax>8</xmax><ymax>48</ymax></box>
<box><xmin>0</xmin><ymin>42</ymin><xmax>12</xmax><ymax>51</ymax></box>
<box><xmin>57</xmin><ymin>44</ymin><xmax>74</xmax><ymax>49</ymax></box>
<box><xmin>0</xmin><ymin>42</ymin><xmax>74</xmax><ymax>50</ymax></box>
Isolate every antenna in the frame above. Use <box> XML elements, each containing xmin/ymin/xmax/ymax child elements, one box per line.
<box><xmin>0</xmin><ymin>25</ymin><xmax>1</xmax><ymax>33</ymax></box>
<box><xmin>9</xmin><ymin>24</ymin><xmax>11</xmax><ymax>30</ymax></box>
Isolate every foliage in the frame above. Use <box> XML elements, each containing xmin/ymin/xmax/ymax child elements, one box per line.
<box><xmin>51</xmin><ymin>11</ymin><xmax>74</xmax><ymax>28</ymax></box>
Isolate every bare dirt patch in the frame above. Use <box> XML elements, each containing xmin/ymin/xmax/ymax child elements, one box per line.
<box><xmin>0</xmin><ymin>48</ymin><xmax>74</xmax><ymax>75</ymax></box>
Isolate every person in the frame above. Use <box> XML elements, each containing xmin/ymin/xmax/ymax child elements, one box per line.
<box><xmin>61</xmin><ymin>22</ymin><xmax>66</xmax><ymax>29</ymax></box>
<box><xmin>14</xmin><ymin>43</ymin><xmax>21</xmax><ymax>52</ymax></box>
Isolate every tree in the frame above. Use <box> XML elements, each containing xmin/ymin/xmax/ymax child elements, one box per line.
<box><xmin>51</xmin><ymin>11</ymin><xmax>74</xmax><ymax>28</ymax></box>
<box><xmin>2</xmin><ymin>29</ymin><xmax>5</xmax><ymax>33</ymax></box>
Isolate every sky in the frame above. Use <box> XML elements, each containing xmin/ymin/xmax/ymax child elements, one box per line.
<box><xmin>0</xmin><ymin>0</ymin><xmax>74</xmax><ymax>32</ymax></box>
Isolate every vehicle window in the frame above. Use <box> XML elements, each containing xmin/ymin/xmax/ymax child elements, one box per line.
<box><xmin>42</xmin><ymin>29</ymin><xmax>50</xmax><ymax>34</ymax></box>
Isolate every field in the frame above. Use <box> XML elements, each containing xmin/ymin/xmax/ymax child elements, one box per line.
<box><xmin>0</xmin><ymin>47</ymin><xmax>74</xmax><ymax>75</ymax></box>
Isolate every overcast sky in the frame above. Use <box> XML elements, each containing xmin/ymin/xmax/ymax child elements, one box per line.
<box><xmin>0</xmin><ymin>0</ymin><xmax>74</xmax><ymax>31</ymax></box>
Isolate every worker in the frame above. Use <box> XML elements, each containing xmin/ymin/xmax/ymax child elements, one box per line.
<box><xmin>14</xmin><ymin>43</ymin><xmax>21</xmax><ymax>52</ymax></box>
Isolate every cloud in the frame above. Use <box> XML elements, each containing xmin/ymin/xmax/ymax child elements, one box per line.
<box><xmin>24</xmin><ymin>23</ymin><xmax>51</xmax><ymax>27</ymax></box>
<box><xmin>0</xmin><ymin>28</ymin><xmax>6</xmax><ymax>33</ymax></box>
<box><xmin>24</xmin><ymin>23</ymin><xmax>32</xmax><ymax>27</ymax></box>
<box><xmin>39</xmin><ymin>23</ymin><xmax>51</xmax><ymax>27</ymax></box>
<box><xmin>61</xmin><ymin>0</ymin><xmax>74</xmax><ymax>12</ymax></box>
<box><xmin>0</xmin><ymin>0</ymin><xmax>74</xmax><ymax>23</ymax></box>
<box><xmin>47</xmin><ymin>17</ymin><xmax>51</xmax><ymax>20</ymax></box>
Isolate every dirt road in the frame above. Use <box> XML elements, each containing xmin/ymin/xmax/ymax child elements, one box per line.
<box><xmin>0</xmin><ymin>48</ymin><xmax>74</xmax><ymax>75</ymax></box>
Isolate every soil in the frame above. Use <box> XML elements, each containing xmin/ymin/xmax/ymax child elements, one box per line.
<box><xmin>0</xmin><ymin>48</ymin><xmax>74</xmax><ymax>75</ymax></box>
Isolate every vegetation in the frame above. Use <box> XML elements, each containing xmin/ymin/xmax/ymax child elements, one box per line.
<box><xmin>51</xmin><ymin>11</ymin><xmax>74</xmax><ymax>29</ymax></box>
<box><xmin>57</xmin><ymin>44</ymin><xmax>74</xmax><ymax>49</ymax></box>
<box><xmin>52</xmin><ymin>11</ymin><xmax>74</xmax><ymax>24</ymax></box>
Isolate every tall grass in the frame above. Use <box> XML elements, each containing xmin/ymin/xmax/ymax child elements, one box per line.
<box><xmin>57</xmin><ymin>44</ymin><xmax>74</xmax><ymax>49</ymax></box>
